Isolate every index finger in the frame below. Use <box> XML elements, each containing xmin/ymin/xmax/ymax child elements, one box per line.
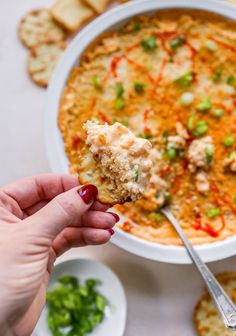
<box><xmin>2</xmin><ymin>174</ymin><xmax>80</xmax><ymax>209</ymax></box>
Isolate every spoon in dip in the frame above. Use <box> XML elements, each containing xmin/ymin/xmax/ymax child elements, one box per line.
<box><xmin>161</xmin><ymin>206</ymin><xmax>236</xmax><ymax>330</ymax></box>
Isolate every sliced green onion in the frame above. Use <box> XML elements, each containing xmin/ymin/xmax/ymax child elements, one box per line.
<box><xmin>148</xmin><ymin>212</ymin><xmax>163</xmax><ymax>222</ymax></box>
<box><xmin>205</xmin><ymin>39</ymin><xmax>218</xmax><ymax>51</ymax></box>
<box><xmin>138</xmin><ymin>133</ymin><xmax>152</xmax><ymax>139</ymax></box>
<box><xmin>115</xmin><ymin>97</ymin><xmax>125</xmax><ymax>110</ymax></box>
<box><xmin>197</xmin><ymin>98</ymin><xmax>212</xmax><ymax>112</ymax></box>
<box><xmin>134</xmin><ymin>82</ymin><xmax>146</xmax><ymax>94</ymax></box>
<box><xmin>211</xmin><ymin>67</ymin><xmax>222</xmax><ymax>82</ymax></box>
<box><xmin>93</xmin><ymin>75</ymin><xmax>103</xmax><ymax>91</ymax></box>
<box><xmin>133</xmin><ymin>168</ymin><xmax>139</xmax><ymax>182</ymax></box>
<box><xmin>212</xmin><ymin>108</ymin><xmax>224</xmax><ymax>118</ymax></box>
<box><xmin>133</xmin><ymin>21</ymin><xmax>141</xmax><ymax>31</ymax></box>
<box><xmin>167</xmin><ymin>147</ymin><xmax>177</xmax><ymax>161</ymax></box>
<box><xmin>187</xmin><ymin>115</ymin><xmax>196</xmax><ymax>132</ymax></box>
<box><xmin>205</xmin><ymin>143</ymin><xmax>214</xmax><ymax>163</ymax></box>
<box><xmin>164</xmin><ymin>193</ymin><xmax>172</xmax><ymax>204</ymax></box>
<box><xmin>224</xmin><ymin>135</ymin><xmax>234</xmax><ymax>148</ymax></box>
<box><xmin>174</xmin><ymin>71</ymin><xmax>194</xmax><ymax>89</ymax></box>
<box><xmin>226</xmin><ymin>75</ymin><xmax>235</xmax><ymax>85</ymax></box>
<box><xmin>207</xmin><ymin>207</ymin><xmax>220</xmax><ymax>218</ymax></box>
<box><xmin>115</xmin><ymin>83</ymin><xmax>124</xmax><ymax>98</ymax></box>
<box><xmin>46</xmin><ymin>275</ymin><xmax>107</xmax><ymax>336</ymax></box>
<box><xmin>169</xmin><ymin>36</ymin><xmax>186</xmax><ymax>49</ymax></box>
<box><xmin>114</xmin><ymin>83</ymin><xmax>125</xmax><ymax>110</ymax></box>
<box><xmin>180</xmin><ymin>92</ymin><xmax>194</xmax><ymax>106</ymax></box>
<box><xmin>141</xmin><ymin>36</ymin><xmax>157</xmax><ymax>51</ymax></box>
<box><xmin>194</xmin><ymin>120</ymin><xmax>208</xmax><ymax>137</ymax></box>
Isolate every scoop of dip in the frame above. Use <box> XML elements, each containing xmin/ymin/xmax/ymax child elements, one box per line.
<box><xmin>78</xmin><ymin>121</ymin><xmax>153</xmax><ymax>204</ymax></box>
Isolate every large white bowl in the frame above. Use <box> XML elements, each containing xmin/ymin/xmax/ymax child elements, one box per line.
<box><xmin>45</xmin><ymin>0</ymin><xmax>236</xmax><ymax>264</ymax></box>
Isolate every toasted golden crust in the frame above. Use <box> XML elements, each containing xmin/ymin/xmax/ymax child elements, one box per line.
<box><xmin>78</xmin><ymin>145</ymin><xmax>129</xmax><ymax>205</ymax></box>
<box><xmin>194</xmin><ymin>272</ymin><xmax>236</xmax><ymax>336</ymax></box>
<box><xmin>82</xmin><ymin>0</ymin><xmax>111</xmax><ymax>13</ymax></box>
<box><xmin>51</xmin><ymin>0</ymin><xmax>94</xmax><ymax>33</ymax></box>
<box><xmin>27</xmin><ymin>41</ymin><xmax>66</xmax><ymax>87</ymax></box>
<box><xmin>19</xmin><ymin>9</ymin><xmax>66</xmax><ymax>48</ymax></box>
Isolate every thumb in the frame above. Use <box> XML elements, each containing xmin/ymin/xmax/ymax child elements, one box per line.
<box><xmin>25</xmin><ymin>184</ymin><xmax>98</xmax><ymax>239</ymax></box>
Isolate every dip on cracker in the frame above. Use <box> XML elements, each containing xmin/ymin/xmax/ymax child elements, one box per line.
<box><xmin>78</xmin><ymin>121</ymin><xmax>153</xmax><ymax>205</ymax></box>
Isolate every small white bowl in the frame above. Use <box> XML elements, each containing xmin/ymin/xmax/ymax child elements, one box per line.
<box><xmin>34</xmin><ymin>259</ymin><xmax>127</xmax><ymax>336</ymax></box>
<box><xmin>45</xmin><ymin>0</ymin><xmax>236</xmax><ymax>264</ymax></box>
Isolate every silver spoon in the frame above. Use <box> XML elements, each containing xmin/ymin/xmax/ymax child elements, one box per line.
<box><xmin>161</xmin><ymin>206</ymin><xmax>236</xmax><ymax>330</ymax></box>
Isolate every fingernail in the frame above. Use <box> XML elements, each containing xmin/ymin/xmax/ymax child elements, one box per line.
<box><xmin>107</xmin><ymin>212</ymin><xmax>120</xmax><ymax>223</ymax></box>
<box><xmin>108</xmin><ymin>229</ymin><xmax>115</xmax><ymax>236</ymax></box>
<box><xmin>78</xmin><ymin>184</ymin><xmax>98</xmax><ymax>204</ymax></box>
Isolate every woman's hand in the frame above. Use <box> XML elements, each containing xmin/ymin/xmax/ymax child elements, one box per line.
<box><xmin>0</xmin><ymin>174</ymin><xmax>118</xmax><ymax>336</ymax></box>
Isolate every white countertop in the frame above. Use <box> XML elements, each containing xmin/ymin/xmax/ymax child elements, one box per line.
<box><xmin>1</xmin><ymin>1</ymin><xmax>236</xmax><ymax>335</ymax></box>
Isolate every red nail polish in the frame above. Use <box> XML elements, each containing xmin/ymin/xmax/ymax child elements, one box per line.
<box><xmin>108</xmin><ymin>229</ymin><xmax>115</xmax><ymax>236</ymax></box>
<box><xmin>78</xmin><ymin>184</ymin><xmax>98</xmax><ymax>204</ymax></box>
<box><xmin>107</xmin><ymin>212</ymin><xmax>120</xmax><ymax>223</ymax></box>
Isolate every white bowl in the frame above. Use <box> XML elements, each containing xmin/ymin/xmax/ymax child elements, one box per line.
<box><xmin>34</xmin><ymin>259</ymin><xmax>127</xmax><ymax>336</ymax></box>
<box><xmin>45</xmin><ymin>0</ymin><xmax>236</xmax><ymax>264</ymax></box>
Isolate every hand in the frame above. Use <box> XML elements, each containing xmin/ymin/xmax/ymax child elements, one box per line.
<box><xmin>0</xmin><ymin>174</ymin><xmax>119</xmax><ymax>336</ymax></box>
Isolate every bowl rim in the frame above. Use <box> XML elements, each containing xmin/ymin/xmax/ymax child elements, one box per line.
<box><xmin>45</xmin><ymin>0</ymin><xmax>236</xmax><ymax>264</ymax></box>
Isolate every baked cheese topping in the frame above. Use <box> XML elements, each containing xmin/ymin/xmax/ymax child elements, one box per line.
<box><xmin>59</xmin><ymin>10</ymin><xmax>236</xmax><ymax>245</ymax></box>
<box><xmin>84</xmin><ymin>121</ymin><xmax>153</xmax><ymax>201</ymax></box>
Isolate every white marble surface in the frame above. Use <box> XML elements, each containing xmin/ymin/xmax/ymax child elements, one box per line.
<box><xmin>1</xmin><ymin>1</ymin><xmax>236</xmax><ymax>336</ymax></box>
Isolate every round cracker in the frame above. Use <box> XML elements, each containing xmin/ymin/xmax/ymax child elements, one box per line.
<box><xmin>19</xmin><ymin>9</ymin><xmax>66</xmax><ymax>48</ymax></box>
<box><xmin>194</xmin><ymin>272</ymin><xmax>236</xmax><ymax>336</ymax></box>
<box><xmin>27</xmin><ymin>41</ymin><xmax>66</xmax><ymax>87</ymax></box>
<box><xmin>78</xmin><ymin>145</ymin><xmax>131</xmax><ymax>205</ymax></box>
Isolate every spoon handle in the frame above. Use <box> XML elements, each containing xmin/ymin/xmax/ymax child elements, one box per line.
<box><xmin>161</xmin><ymin>207</ymin><xmax>236</xmax><ymax>330</ymax></box>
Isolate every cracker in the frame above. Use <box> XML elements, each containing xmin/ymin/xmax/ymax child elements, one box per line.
<box><xmin>27</xmin><ymin>41</ymin><xmax>66</xmax><ymax>87</ymax></box>
<box><xmin>78</xmin><ymin>145</ymin><xmax>123</xmax><ymax>205</ymax></box>
<box><xmin>194</xmin><ymin>272</ymin><xmax>236</xmax><ymax>336</ymax></box>
<box><xmin>83</xmin><ymin>0</ymin><xmax>111</xmax><ymax>13</ymax></box>
<box><xmin>19</xmin><ymin>9</ymin><xmax>66</xmax><ymax>48</ymax></box>
<box><xmin>51</xmin><ymin>0</ymin><xmax>94</xmax><ymax>33</ymax></box>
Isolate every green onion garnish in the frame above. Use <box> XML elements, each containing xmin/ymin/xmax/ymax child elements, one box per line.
<box><xmin>141</xmin><ymin>36</ymin><xmax>157</xmax><ymax>51</ymax></box>
<box><xmin>148</xmin><ymin>212</ymin><xmax>163</xmax><ymax>222</ymax></box>
<box><xmin>226</xmin><ymin>75</ymin><xmax>235</xmax><ymax>85</ymax></box>
<box><xmin>133</xmin><ymin>21</ymin><xmax>141</xmax><ymax>31</ymax></box>
<box><xmin>174</xmin><ymin>71</ymin><xmax>194</xmax><ymax>89</ymax></box>
<box><xmin>213</xmin><ymin>109</ymin><xmax>224</xmax><ymax>118</ymax></box>
<box><xmin>224</xmin><ymin>135</ymin><xmax>234</xmax><ymax>148</ymax></box>
<box><xmin>93</xmin><ymin>75</ymin><xmax>103</xmax><ymax>91</ymax></box>
<box><xmin>211</xmin><ymin>67</ymin><xmax>222</xmax><ymax>82</ymax></box>
<box><xmin>207</xmin><ymin>208</ymin><xmax>220</xmax><ymax>218</ymax></box>
<box><xmin>205</xmin><ymin>143</ymin><xmax>214</xmax><ymax>163</ymax></box>
<box><xmin>197</xmin><ymin>98</ymin><xmax>212</xmax><ymax>112</ymax></box>
<box><xmin>194</xmin><ymin>120</ymin><xmax>209</xmax><ymax>137</ymax></box>
<box><xmin>169</xmin><ymin>36</ymin><xmax>186</xmax><ymax>49</ymax></box>
<box><xmin>134</xmin><ymin>82</ymin><xmax>146</xmax><ymax>94</ymax></box>
<box><xmin>166</xmin><ymin>147</ymin><xmax>177</xmax><ymax>161</ymax></box>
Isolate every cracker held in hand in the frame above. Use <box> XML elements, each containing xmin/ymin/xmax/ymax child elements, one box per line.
<box><xmin>51</xmin><ymin>0</ymin><xmax>94</xmax><ymax>33</ymax></box>
<box><xmin>19</xmin><ymin>9</ymin><xmax>66</xmax><ymax>48</ymax></box>
<box><xmin>83</xmin><ymin>0</ymin><xmax>111</xmax><ymax>13</ymax></box>
<box><xmin>78</xmin><ymin>121</ymin><xmax>153</xmax><ymax>205</ymax></box>
<box><xmin>194</xmin><ymin>272</ymin><xmax>236</xmax><ymax>336</ymax></box>
<box><xmin>27</xmin><ymin>41</ymin><xmax>66</xmax><ymax>87</ymax></box>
